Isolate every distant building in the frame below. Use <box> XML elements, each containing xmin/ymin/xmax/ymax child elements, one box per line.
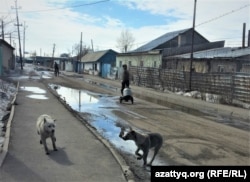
<box><xmin>116</xmin><ymin>28</ymin><xmax>224</xmax><ymax>69</ymax></box>
<box><xmin>167</xmin><ymin>47</ymin><xmax>250</xmax><ymax>73</ymax></box>
<box><xmin>80</xmin><ymin>49</ymin><xmax>117</xmax><ymax>78</ymax></box>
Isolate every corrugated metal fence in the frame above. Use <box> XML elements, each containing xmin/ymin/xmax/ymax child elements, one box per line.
<box><xmin>129</xmin><ymin>66</ymin><xmax>250</xmax><ymax>103</ymax></box>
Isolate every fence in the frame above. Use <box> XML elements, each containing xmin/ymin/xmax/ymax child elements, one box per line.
<box><xmin>129</xmin><ymin>66</ymin><xmax>250</xmax><ymax>104</ymax></box>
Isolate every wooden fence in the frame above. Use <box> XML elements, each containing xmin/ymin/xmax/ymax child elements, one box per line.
<box><xmin>129</xmin><ymin>66</ymin><xmax>250</xmax><ymax>104</ymax></box>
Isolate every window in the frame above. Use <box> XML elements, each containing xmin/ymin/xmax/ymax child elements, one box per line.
<box><xmin>153</xmin><ymin>61</ymin><xmax>157</xmax><ymax>68</ymax></box>
<box><xmin>129</xmin><ymin>61</ymin><xmax>132</xmax><ymax>67</ymax></box>
<box><xmin>218</xmin><ymin>65</ymin><xmax>224</xmax><ymax>72</ymax></box>
<box><xmin>140</xmin><ymin>61</ymin><xmax>144</xmax><ymax>67</ymax></box>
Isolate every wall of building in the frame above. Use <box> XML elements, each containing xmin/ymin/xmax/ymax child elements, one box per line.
<box><xmin>1</xmin><ymin>44</ymin><xmax>14</xmax><ymax>71</ymax></box>
<box><xmin>116</xmin><ymin>54</ymin><xmax>162</xmax><ymax>68</ymax></box>
<box><xmin>164</xmin><ymin>58</ymin><xmax>242</xmax><ymax>73</ymax></box>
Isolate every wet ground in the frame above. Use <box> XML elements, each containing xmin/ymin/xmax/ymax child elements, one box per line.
<box><xmin>48</xmin><ymin>84</ymin><xmax>167</xmax><ymax>167</ymax></box>
<box><xmin>6</xmin><ymin>64</ymin><xmax>250</xmax><ymax>181</ymax></box>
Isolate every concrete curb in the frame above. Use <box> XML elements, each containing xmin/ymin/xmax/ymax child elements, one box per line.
<box><xmin>0</xmin><ymin>81</ymin><xmax>19</xmax><ymax>167</ymax></box>
<box><xmin>45</xmin><ymin>81</ymin><xmax>136</xmax><ymax>182</ymax></box>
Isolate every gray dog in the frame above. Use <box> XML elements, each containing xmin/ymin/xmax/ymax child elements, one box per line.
<box><xmin>119</xmin><ymin>127</ymin><xmax>163</xmax><ymax>167</ymax></box>
<box><xmin>36</xmin><ymin>114</ymin><xmax>57</xmax><ymax>155</ymax></box>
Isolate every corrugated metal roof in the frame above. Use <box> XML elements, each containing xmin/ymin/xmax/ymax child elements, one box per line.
<box><xmin>132</xmin><ymin>28</ymin><xmax>190</xmax><ymax>52</ymax></box>
<box><xmin>172</xmin><ymin>47</ymin><xmax>250</xmax><ymax>59</ymax></box>
<box><xmin>81</xmin><ymin>50</ymin><xmax>110</xmax><ymax>63</ymax></box>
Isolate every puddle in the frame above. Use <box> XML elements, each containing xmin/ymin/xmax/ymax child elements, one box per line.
<box><xmin>26</xmin><ymin>94</ymin><xmax>48</xmax><ymax>100</ymax></box>
<box><xmin>20</xmin><ymin>86</ymin><xmax>48</xmax><ymax>100</ymax></box>
<box><xmin>49</xmin><ymin>84</ymin><xmax>99</xmax><ymax>112</ymax></box>
<box><xmin>20</xmin><ymin>86</ymin><xmax>46</xmax><ymax>94</ymax></box>
<box><xmin>50</xmin><ymin>84</ymin><xmax>167</xmax><ymax>166</ymax></box>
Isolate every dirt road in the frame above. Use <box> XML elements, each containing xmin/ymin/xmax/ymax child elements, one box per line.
<box><xmin>43</xmin><ymin>73</ymin><xmax>249</xmax><ymax>181</ymax></box>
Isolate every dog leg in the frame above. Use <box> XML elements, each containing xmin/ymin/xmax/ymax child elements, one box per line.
<box><xmin>142</xmin><ymin>148</ymin><xmax>149</xmax><ymax>166</ymax></box>
<box><xmin>147</xmin><ymin>144</ymin><xmax>162</xmax><ymax>166</ymax></box>
<box><xmin>135</xmin><ymin>148</ymin><xmax>142</xmax><ymax>160</ymax></box>
<box><xmin>51</xmin><ymin>136</ymin><xmax>57</xmax><ymax>151</ymax></box>
<box><xmin>42</xmin><ymin>138</ymin><xmax>49</xmax><ymax>155</ymax></box>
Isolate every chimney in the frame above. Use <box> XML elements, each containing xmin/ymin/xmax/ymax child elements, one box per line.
<box><xmin>242</xmin><ymin>23</ymin><xmax>246</xmax><ymax>48</ymax></box>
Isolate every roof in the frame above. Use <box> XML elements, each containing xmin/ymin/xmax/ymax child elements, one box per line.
<box><xmin>172</xmin><ymin>47</ymin><xmax>250</xmax><ymax>59</ymax></box>
<box><xmin>0</xmin><ymin>39</ymin><xmax>15</xmax><ymax>50</ymax></box>
<box><xmin>132</xmin><ymin>28</ymin><xmax>191</xmax><ymax>52</ymax></box>
<box><xmin>81</xmin><ymin>49</ymin><xmax>117</xmax><ymax>63</ymax></box>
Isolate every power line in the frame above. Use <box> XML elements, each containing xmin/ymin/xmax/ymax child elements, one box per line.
<box><xmin>0</xmin><ymin>0</ymin><xmax>110</xmax><ymax>14</ymax></box>
<box><xmin>196</xmin><ymin>4</ymin><xmax>250</xmax><ymax>27</ymax></box>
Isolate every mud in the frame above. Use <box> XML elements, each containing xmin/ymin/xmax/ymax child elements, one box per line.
<box><xmin>41</xmin><ymin>72</ymin><xmax>250</xmax><ymax>182</ymax></box>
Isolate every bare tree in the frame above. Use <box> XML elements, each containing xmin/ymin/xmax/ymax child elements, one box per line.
<box><xmin>116</xmin><ymin>29</ymin><xmax>135</xmax><ymax>53</ymax></box>
<box><xmin>72</xmin><ymin>43</ymin><xmax>90</xmax><ymax>59</ymax></box>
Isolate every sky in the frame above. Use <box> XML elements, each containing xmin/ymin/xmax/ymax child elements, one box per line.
<box><xmin>0</xmin><ymin>0</ymin><xmax>249</xmax><ymax>57</ymax></box>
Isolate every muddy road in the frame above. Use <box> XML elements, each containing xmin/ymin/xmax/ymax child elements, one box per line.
<box><xmin>43</xmin><ymin>73</ymin><xmax>249</xmax><ymax>181</ymax></box>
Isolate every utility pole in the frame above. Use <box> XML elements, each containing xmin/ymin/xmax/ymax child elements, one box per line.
<box><xmin>12</xmin><ymin>0</ymin><xmax>23</xmax><ymax>70</ymax></box>
<box><xmin>189</xmin><ymin>0</ymin><xmax>197</xmax><ymax>91</ymax></box>
<box><xmin>242</xmin><ymin>23</ymin><xmax>246</xmax><ymax>48</ymax></box>
<box><xmin>52</xmin><ymin>43</ymin><xmax>56</xmax><ymax>67</ymax></box>
<box><xmin>79</xmin><ymin>32</ymin><xmax>82</xmax><ymax>73</ymax></box>
<box><xmin>1</xmin><ymin>20</ymin><xmax>4</xmax><ymax>40</ymax></box>
<box><xmin>23</xmin><ymin>21</ymin><xmax>28</xmax><ymax>61</ymax></box>
<box><xmin>91</xmin><ymin>39</ymin><xmax>94</xmax><ymax>52</ymax></box>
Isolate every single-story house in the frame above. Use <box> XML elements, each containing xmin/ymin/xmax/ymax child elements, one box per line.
<box><xmin>0</xmin><ymin>39</ymin><xmax>15</xmax><ymax>75</ymax></box>
<box><xmin>116</xmin><ymin>50</ymin><xmax>162</xmax><ymax>80</ymax></box>
<box><xmin>165</xmin><ymin>46</ymin><xmax>250</xmax><ymax>73</ymax></box>
<box><xmin>80</xmin><ymin>49</ymin><xmax>117</xmax><ymax>78</ymax></box>
<box><xmin>117</xmin><ymin>28</ymin><xmax>224</xmax><ymax>70</ymax></box>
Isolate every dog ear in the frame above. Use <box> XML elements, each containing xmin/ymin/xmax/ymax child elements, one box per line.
<box><xmin>43</xmin><ymin>118</ymin><xmax>47</xmax><ymax>123</ymax></box>
<box><xmin>131</xmin><ymin>130</ymin><xmax>136</xmax><ymax>136</ymax></box>
<box><xmin>54</xmin><ymin>119</ymin><xmax>56</xmax><ymax>123</ymax></box>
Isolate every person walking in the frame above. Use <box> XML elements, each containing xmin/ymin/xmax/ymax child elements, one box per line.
<box><xmin>54</xmin><ymin>62</ymin><xmax>59</xmax><ymax>77</ymax></box>
<box><xmin>121</xmin><ymin>64</ymin><xmax>130</xmax><ymax>95</ymax></box>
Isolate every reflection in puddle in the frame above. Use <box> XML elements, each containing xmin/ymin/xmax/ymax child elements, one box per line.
<box><xmin>88</xmin><ymin>113</ymin><xmax>137</xmax><ymax>154</ymax></box>
<box><xmin>50</xmin><ymin>84</ymin><xmax>99</xmax><ymax>112</ymax></box>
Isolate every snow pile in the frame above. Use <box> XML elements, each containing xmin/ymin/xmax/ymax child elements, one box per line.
<box><xmin>0</xmin><ymin>79</ymin><xmax>17</xmax><ymax>148</ymax></box>
<box><xmin>176</xmin><ymin>90</ymin><xmax>250</xmax><ymax>109</ymax></box>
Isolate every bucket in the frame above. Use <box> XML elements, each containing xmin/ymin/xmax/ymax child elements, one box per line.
<box><xmin>123</xmin><ymin>88</ymin><xmax>132</xmax><ymax>96</ymax></box>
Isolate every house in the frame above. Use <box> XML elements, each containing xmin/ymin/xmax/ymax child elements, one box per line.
<box><xmin>166</xmin><ymin>46</ymin><xmax>250</xmax><ymax>73</ymax></box>
<box><xmin>80</xmin><ymin>49</ymin><xmax>117</xmax><ymax>78</ymax></box>
<box><xmin>117</xmin><ymin>28</ymin><xmax>224</xmax><ymax>69</ymax></box>
<box><xmin>116</xmin><ymin>50</ymin><xmax>162</xmax><ymax>80</ymax></box>
<box><xmin>0</xmin><ymin>39</ymin><xmax>15</xmax><ymax>75</ymax></box>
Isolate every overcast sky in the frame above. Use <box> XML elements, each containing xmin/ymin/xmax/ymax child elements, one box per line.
<box><xmin>0</xmin><ymin>0</ymin><xmax>249</xmax><ymax>57</ymax></box>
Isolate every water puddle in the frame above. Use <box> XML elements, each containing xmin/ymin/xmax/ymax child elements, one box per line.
<box><xmin>20</xmin><ymin>86</ymin><xmax>48</xmax><ymax>100</ymax></box>
<box><xmin>50</xmin><ymin>84</ymin><xmax>167</xmax><ymax>166</ymax></box>
<box><xmin>26</xmin><ymin>94</ymin><xmax>48</xmax><ymax>100</ymax></box>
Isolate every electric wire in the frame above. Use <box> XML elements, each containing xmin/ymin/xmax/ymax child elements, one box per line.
<box><xmin>0</xmin><ymin>0</ymin><xmax>110</xmax><ymax>14</ymax></box>
<box><xmin>196</xmin><ymin>4</ymin><xmax>250</xmax><ymax>27</ymax></box>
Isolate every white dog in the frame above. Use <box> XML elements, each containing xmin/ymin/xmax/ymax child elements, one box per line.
<box><xmin>36</xmin><ymin>114</ymin><xmax>57</xmax><ymax>155</ymax></box>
